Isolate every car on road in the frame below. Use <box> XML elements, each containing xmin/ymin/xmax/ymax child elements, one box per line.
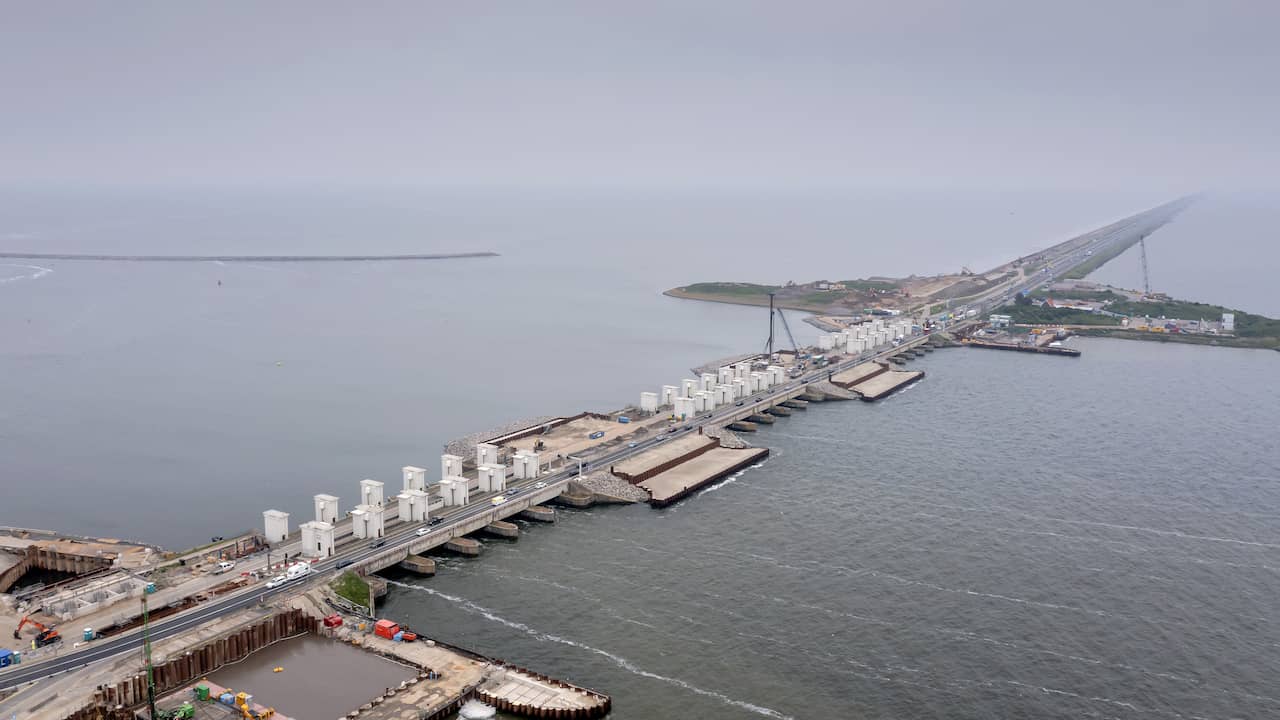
<box><xmin>428</xmin><ymin>517</ymin><xmax>444</xmax><ymax>526</ymax></box>
<box><xmin>415</xmin><ymin>526</ymin><xmax>430</xmax><ymax>536</ymax></box>
<box><xmin>265</xmin><ymin>575</ymin><xmax>287</xmax><ymax>589</ymax></box>
<box><xmin>335</xmin><ymin>558</ymin><xmax>354</xmax><ymax>569</ymax></box>
<box><xmin>491</xmin><ymin>496</ymin><xmax>507</xmax><ymax>506</ymax></box>
<box><xmin>534</xmin><ymin>481</ymin><xmax>547</xmax><ymax>489</ymax></box>
<box><xmin>667</xmin><ymin>427</ymin><xmax>679</xmax><ymax>433</ymax></box>
<box><xmin>735</xmin><ymin>401</ymin><xmax>744</xmax><ymax>406</ymax></box>
<box><xmin>628</xmin><ymin>442</ymin><xmax>638</xmax><ymax>448</ymax></box>
<box><xmin>369</xmin><ymin>539</ymin><xmax>386</xmax><ymax>549</ymax></box>
<box><xmin>703</xmin><ymin>413</ymin><xmax>712</xmax><ymax>419</ymax></box>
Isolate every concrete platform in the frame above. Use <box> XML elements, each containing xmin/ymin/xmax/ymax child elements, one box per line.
<box><xmin>830</xmin><ymin>362</ymin><xmax>887</xmax><ymax>388</ymax></box>
<box><xmin>727</xmin><ymin>421</ymin><xmax>757</xmax><ymax>432</ymax></box>
<box><xmin>765</xmin><ymin>406</ymin><xmax>792</xmax><ymax>416</ymax></box>
<box><xmin>747</xmin><ymin>413</ymin><xmax>775</xmax><ymax>424</ymax></box>
<box><xmin>780</xmin><ymin>399</ymin><xmax>808</xmax><ymax>409</ymax></box>
<box><xmin>638</xmin><ymin>447</ymin><xmax>769</xmax><ymax>507</ymax></box>
<box><xmin>610</xmin><ymin>434</ymin><xmax>716</xmax><ymax>482</ymax></box>
<box><xmin>852</xmin><ymin>369</ymin><xmax>924</xmax><ymax>401</ymax></box>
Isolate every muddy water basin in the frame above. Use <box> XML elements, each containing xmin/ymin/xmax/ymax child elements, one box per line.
<box><xmin>210</xmin><ymin>634</ymin><xmax>416</xmax><ymax>718</ymax></box>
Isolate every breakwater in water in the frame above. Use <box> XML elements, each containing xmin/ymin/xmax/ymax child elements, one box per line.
<box><xmin>0</xmin><ymin>251</ymin><xmax>499</xmax><ymax>262</ymax></box>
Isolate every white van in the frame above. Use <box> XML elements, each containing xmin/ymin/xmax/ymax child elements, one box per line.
<box><xmin>285</xmin><ymin>562</ymin><xmax>312</xmax><ymax>581</ymax></box>
<box><xmin>213</xmin><ymin>560</ymin><xmax>236</xmax><ymax>574</ymax></box>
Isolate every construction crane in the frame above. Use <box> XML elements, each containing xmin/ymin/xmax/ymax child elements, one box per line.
<box><xmin>765</xmin><ymin>293</ymin><xmax>777</xmax><ymax>354</ymax></box>
<box><xmin>13</xmin><ymin>615</ymin><xmax>60</xmax><ymax>647</ymax></box>
<box><xmin>138</xmin><ymin>597</ymin><xmax>198</xmax><ymax>719</ymax></box>
<box><xmin>1138</xmin><ymin>234</ymin><xmax>1151</xmax><ymax>295</ymax></box>
<box><xmin>143</xmin><ymin>595</ymin><xmax>160</xmax><ymax>720</ymax></box>
<box><xmin>774</xmin><ymin>307</ymin><xmax>799</xmax><ymax>354</ymax></box>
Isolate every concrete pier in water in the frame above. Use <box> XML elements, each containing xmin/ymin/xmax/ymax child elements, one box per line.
<box><xmin>519</xmin><ymin>506</ymin><xmax>557</xmax><ymax>523</ymax></box>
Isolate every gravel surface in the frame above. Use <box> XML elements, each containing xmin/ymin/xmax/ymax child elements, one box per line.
<box><xmin>577</xmin><ymin>472</ymin><xmax>650</xmax><ymax>503</ymax></box>
<box><xmin>444</xmin><ymin>415</ymin><xmax>562</xmax><ymax>458</ymax></box>
<box><xmin>690</xmin><ymin>352</ymin><xmax>760</xmax><ymax>376</ymax></box>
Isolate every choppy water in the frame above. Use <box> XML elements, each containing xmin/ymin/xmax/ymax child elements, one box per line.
<box><xmin>383</xmin><ymin>339</ymin><xmax>1280</xmax><ymax>719</ymax></box>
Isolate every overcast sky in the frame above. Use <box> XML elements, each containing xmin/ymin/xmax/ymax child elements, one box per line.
<box><xmin>2</xmin><ymin>1</ymin><xmax>1277</xmax><ymax>191</ymax></box>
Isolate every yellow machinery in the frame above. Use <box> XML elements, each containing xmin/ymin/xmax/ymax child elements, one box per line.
<box><xmin>234</xmin><ymin>691</ymin><xmax>275</xmax><ymax>719</ymax></box>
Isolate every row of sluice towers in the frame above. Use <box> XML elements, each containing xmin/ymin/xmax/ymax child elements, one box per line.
<box><xmin>639</xmin><ymin>360</ymin><xmax>788</xmax><ymax>421</ymax></box>
<box><xmin>817</xmin><ymin>317</ymin><xmax>914</xmax><ymax>353</ymax></box>
<box><xmin>262</xmin><ymin>443</ymin><xmax>543</xmax><ymax>558</ymax></box>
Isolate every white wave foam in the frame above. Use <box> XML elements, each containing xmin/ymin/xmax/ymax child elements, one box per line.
<box><xmin>701</xmin><ymin>469</ymin><xmax>744</xmax><ymax>495</ymax></box>
<box><xmin>385</xmin><ymin>580</ymin><xmax>794</xmax><ymax>719</ymax></box>
<box><xmin>0</xmin><ymin>263</ymin><xmax>53</xmax><ymax>285</ymax></box>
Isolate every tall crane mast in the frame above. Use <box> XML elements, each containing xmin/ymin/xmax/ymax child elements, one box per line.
<box><xmin>1139</xmin><ymin>234</ymin><xmax>1151</xmax><ymax>295</ymax></box>
<box><xmin>775</xmin><ymin>307</ymin><xmax>799</xmax><ymax>354</ymax></box>
<box><xmin>765</xmin><ymin>292</ymin><xmax>776</xmax><ymax>354</ymax></box>
<box><xmin>142</xmin><ymin>595</ymin><xmax>159</xmax><ymax>720</ymax></box>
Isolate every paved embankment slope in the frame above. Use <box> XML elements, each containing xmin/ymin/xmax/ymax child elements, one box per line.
<box><xmin>638</xmin><ymin>447</ymin><xmax>769</xmax><ymax>507</ymax></box>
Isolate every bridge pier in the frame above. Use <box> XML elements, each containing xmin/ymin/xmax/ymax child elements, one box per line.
<box><xmin>747</xmin><ymin>413</ymin><xmax>775</xmax><ymax>424</ymax></box>
<box><xmin>399</xmin><ymin>555</ymin><xmax>436</xmax><ymax>576</ymax></box>
<box><xmin>519</xmin><ymin>506</ymin><xmax>557</xmax><ymax>523</ymax></box>
<box><xmin>444</xmin><ymin>537</ymin><xmax>481</xmax><ymax>556</ymax></box>
<box><xmin>727</xmin><ymin>421</ymin><xmax>757</xmax><ymax>432</ymax></box>
<box><xmin>481</xmin><ymin>520</ymin><xmax>520</xmax><ymax>539</ymax></box>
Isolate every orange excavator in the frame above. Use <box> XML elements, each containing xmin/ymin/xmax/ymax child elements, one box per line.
<box><xmin>14</xmin><ymin>616</ymin><xmax>61</xmax><ymax>647</ymax></box>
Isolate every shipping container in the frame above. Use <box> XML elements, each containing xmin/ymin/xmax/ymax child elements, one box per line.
<box><xmin>375</xmin><ymin>619</ymin><xmax>400</xmax><ymax>640</ymax></box>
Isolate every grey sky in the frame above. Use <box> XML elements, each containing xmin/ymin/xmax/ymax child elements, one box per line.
<box><xmin>2</xmin><ymin>1</ymin><xmax>1277</xmax><ymax>190</ymax></box>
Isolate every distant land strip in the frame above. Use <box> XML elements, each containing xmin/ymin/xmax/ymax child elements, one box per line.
<box><xmin>0</xmin><ymin>251</ymin><xmax>499</xmax><ymax>262</ymax></box>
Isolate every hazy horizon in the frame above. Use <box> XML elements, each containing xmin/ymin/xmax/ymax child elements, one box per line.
<box><xmin>3</xmin><ymin>2</ymin><xmax>1277</xmax><ymax>192</ymax></box>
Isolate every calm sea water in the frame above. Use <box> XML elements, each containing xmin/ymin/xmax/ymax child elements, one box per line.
<box><xmin>2</xmin><ymin>188</ymin><xmax>1277</xmax><ymax>718</ymax></box>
